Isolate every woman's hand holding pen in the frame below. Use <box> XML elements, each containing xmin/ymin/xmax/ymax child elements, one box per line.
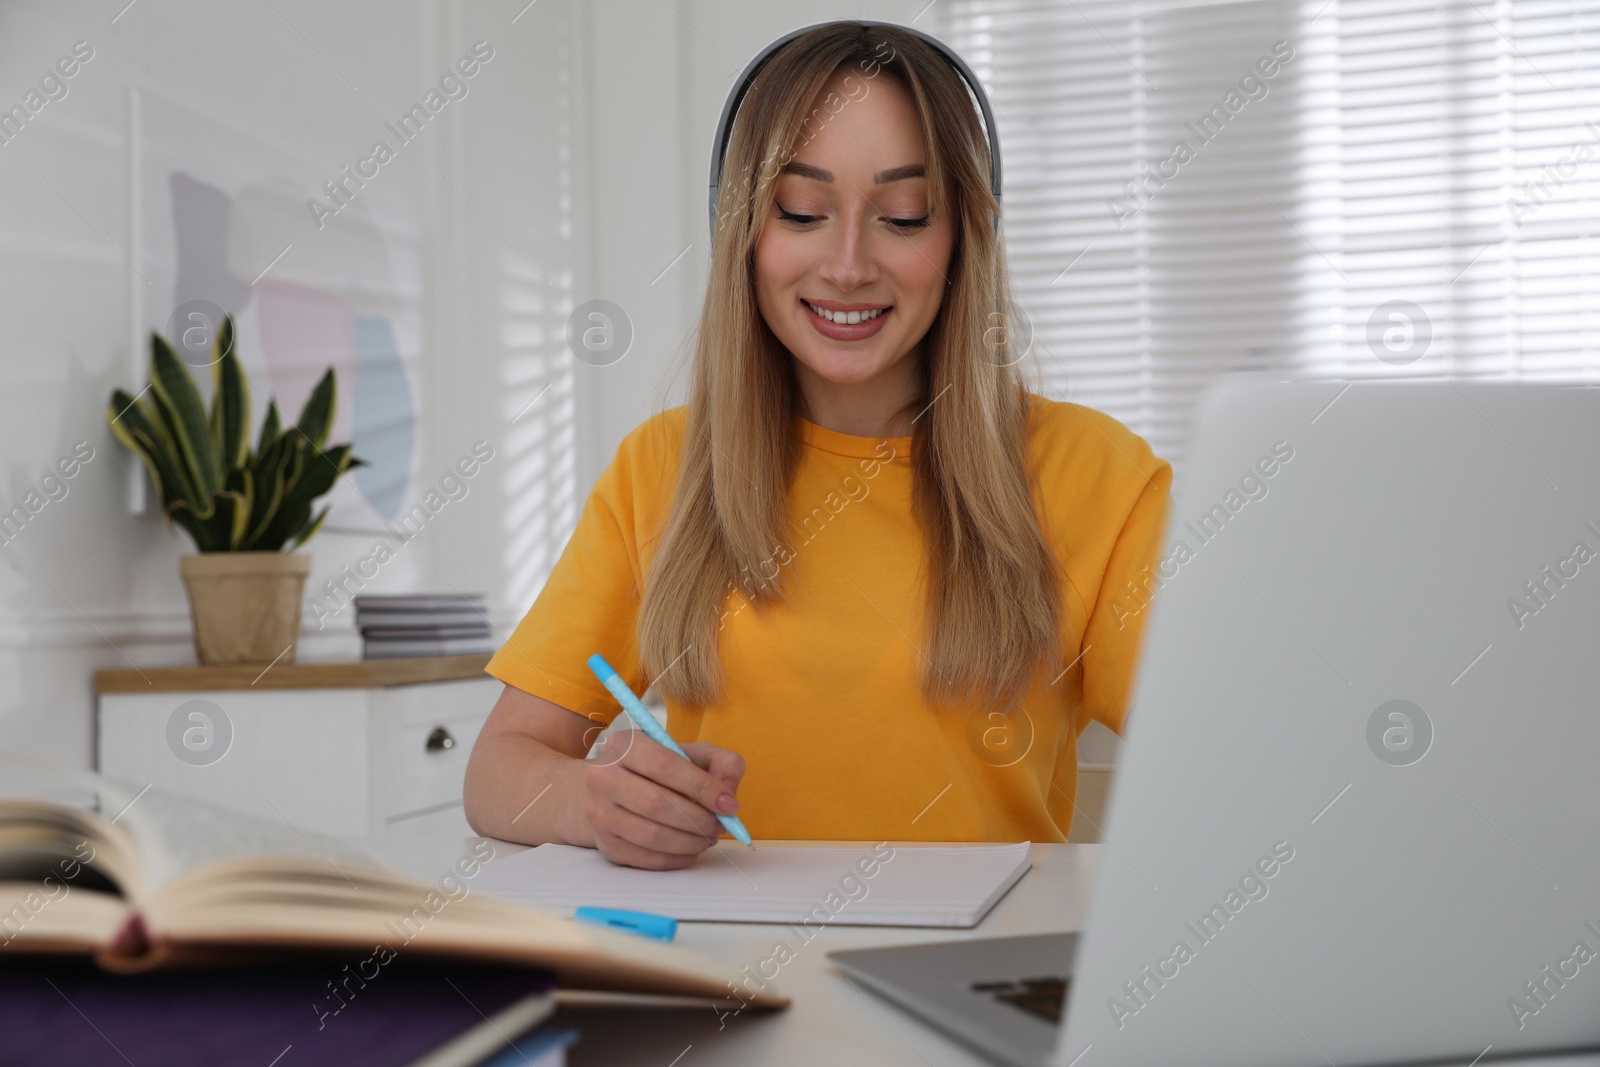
<box><xmin>463</xmin><ymin>683</ymin><xmax>748</xmax><ymax>870</ymax></box>
<box><xmin>578</xmin><ymin>733</ymin><xmax>745</xmax><ymax>870</ymax></box>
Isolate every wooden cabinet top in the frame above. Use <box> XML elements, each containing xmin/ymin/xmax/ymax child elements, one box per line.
<box><xmin>95</xmin><ymin>654</ymin><xmax>494</xmax><ymax>694</ymax></box>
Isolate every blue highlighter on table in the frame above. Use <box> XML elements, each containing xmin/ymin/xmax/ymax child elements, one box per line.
<box><xmin>586</xmin><ymin>653</ymin><xmax>754</xmax><ymax>848</ymax></box>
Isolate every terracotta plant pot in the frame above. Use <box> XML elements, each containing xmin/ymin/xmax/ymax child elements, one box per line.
<box><xmin>178</xmin><ymin>552</ymin><xmax>312</xmax><ymax>665</ymax></box>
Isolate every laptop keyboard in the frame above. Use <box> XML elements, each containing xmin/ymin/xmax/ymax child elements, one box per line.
<box><xmin>971</xmin><ymin>976</ymin><xmax>1069</xmax><ymax>1023</ymax></box>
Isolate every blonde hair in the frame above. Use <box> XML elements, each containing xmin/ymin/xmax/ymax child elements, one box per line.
<box><xmin>640</xmin><ymin>21</ymin><xmax>1061</xmax><ymax>713</ymax></box>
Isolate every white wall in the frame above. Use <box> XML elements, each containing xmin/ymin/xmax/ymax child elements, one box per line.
<box><xmin>0</xmin><ymin>0</ymin><xmax>583</xmax><ymax>769</ymax></box>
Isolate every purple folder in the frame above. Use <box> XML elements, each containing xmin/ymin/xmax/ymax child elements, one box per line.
<box><xmin>0</xmin><ymin>957</ymin><xmax>557</xmax><ymax>1067</ymax></box>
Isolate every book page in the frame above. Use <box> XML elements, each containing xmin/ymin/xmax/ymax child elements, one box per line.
<box><xmin>120</xmin><ymin>788</ymin><xmax>390</xmax><ymax>892</ymax></box>
<box><xmin>0</xmin><ymin>806</ymin><xmax>132</xmax><ymax>896</ymax></box>
<box><xmin>0</xmin><ymin>877</ymin><xmax>129</xmax><ymax>950</ymax></box>
<box><xmin>0</xmin><ymin>758</ymin><xmax>148</xmax><ymax>898</ymax></box>
<box><xmin>0</xmin><ymin>760</ymin><xmax>394</xmax><ymax>899</ymax></box>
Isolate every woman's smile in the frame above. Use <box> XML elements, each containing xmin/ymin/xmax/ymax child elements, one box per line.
<box><xmin>801</xmin><ymin>297</ymin><xmax>894</xmax><ymax>340</ymax></box>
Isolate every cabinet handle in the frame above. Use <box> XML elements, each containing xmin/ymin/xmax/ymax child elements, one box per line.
<box><xmin>425</xmin><ymin>726</ymin><xmax>457</xmax><ymax>753</ymax></box>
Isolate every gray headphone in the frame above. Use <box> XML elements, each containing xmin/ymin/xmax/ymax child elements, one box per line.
<box><xmin>706</xmin><ymin>20</ymin><xmax>1003</xmax><ymax>237</ymax></box>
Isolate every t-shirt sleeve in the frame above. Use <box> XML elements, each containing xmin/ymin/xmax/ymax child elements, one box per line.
<box><xmin>484</xmin><ymin>433</ymin><xmax>650</xmax><ymax>726</ymax></box>
<box><xmin>1077</xmin><ymin>446</ymin><xmax>1174</xmax><ymax>738</ymax></box>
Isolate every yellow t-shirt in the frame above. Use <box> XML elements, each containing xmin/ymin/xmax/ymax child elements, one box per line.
<box><xmin>486</xmin><ymin>394</ymin><xmax>1173</xmax><ymax>842</ymax></box>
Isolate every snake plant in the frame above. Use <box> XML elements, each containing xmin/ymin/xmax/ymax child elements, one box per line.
<box><xmin>106</xmin><ymin>315</ymin><xmax>365</xmax><ymax>552</ymax></box>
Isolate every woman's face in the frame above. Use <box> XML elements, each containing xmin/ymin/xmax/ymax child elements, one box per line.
<box><xmin>753</xmin><ymin>67</ymin><xmax>957</xmax><ymax>401</ymax></box>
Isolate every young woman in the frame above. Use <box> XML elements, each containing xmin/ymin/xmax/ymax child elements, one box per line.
<box><xmin>464</xmin><ymin>22</ymin><xmax>1172</xmax><ymax>870</ymax></box>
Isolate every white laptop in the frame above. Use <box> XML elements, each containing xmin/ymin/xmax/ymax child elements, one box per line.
<box><xmin>832</xmin><ymin>379</ymin><xmax>1600</xmax><ymax>1067</ymax></box>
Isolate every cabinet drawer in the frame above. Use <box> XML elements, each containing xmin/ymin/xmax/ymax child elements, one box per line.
<box><xmin>371</xmin><ymin>676</ymin><xmax>498</xmax><ymax>824</ymax></box>
<box><xmin>377</xmin><ymin>708</ymin><xmax>489</xmax><ymax>822</ymax></box>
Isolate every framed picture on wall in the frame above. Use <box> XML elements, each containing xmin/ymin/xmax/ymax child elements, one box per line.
<box><xmin>129</xmin><ymin>87</ymin><xmax>424</xmax><ymax>534</ymax></box>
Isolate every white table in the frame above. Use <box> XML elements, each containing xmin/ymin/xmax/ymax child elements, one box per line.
<box><xmin>368</xmin><ymin>837</ymin><xmax>1094</xmax><ymax>1066</ymax></box>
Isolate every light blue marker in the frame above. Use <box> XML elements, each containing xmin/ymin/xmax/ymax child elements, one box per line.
<box><xmin>575</xmin><ymin>906</ymin><xmax>677</xmax><ymax>942</ymax></box>
<box><xmin>586</xmin><ymin>653</ymin><xmax>755</xmax><ymax>848</ymax></box>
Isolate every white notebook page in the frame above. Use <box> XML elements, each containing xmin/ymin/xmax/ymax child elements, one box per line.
<box><xmin>472</xmin><ymin>842</ymin><xmax>1033</xmax><ymax>928</ymax></box>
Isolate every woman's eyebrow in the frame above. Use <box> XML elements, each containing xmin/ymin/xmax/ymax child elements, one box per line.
<box><xmin>780</xmin><ymin>161</ymin><xmax>926</xmax><ymax>185</ymax></box>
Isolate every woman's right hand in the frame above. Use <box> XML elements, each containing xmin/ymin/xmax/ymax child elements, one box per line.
<box><xmin>580</xmin><ymin>730</ymin><xmax>745</xmax><ymax>870</ymax></box>
<box><xmin>464</xmin><ymin>684</ymin><xmax>747</xmax><ymax>870</ymax></box>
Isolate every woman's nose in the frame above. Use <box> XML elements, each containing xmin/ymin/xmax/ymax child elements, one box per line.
<box><xmin>815</xmin><ymin>207</ymin><xmax>875</xmax><ymax>290</ymax></box>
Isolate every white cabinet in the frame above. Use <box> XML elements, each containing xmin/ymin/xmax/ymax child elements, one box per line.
<box><xmin>95</xmin><ymin>656</ymin><xmax>499</xmax><ymax>838</ymax></box>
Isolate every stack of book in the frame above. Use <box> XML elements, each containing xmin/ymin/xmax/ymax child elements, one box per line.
<box><xmin>354</xmin><ymin>594</ymin><xmax>495</xmax><ymax>659</ymax></box>
<box><xmin>0</xmin><ymin>780</ymin><xmax>789</xmax><ymax>1066</ymax></box>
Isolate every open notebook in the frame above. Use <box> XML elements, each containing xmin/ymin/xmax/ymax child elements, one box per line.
<box><xmin>472</xmin><ymin>842</ymin><xmax>1033</xmax><ymax>928</ymax></box>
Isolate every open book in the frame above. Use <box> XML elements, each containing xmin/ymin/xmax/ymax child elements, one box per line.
<box><xmin>0</xmin><ymin>781</ymin><xmax>786</xmax><ymax>1009</ymax></box>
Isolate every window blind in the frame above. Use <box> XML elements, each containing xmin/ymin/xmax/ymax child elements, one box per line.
<box><xmin>935</xmin><ymin>0</ymin><xmax>1600</xmax><ymax>476</ymax></box>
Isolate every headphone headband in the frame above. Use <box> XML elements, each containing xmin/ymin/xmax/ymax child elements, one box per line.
<box><xmin>707</xmin><ymin>20</ymin><xmax>1002</xmax><ymax>237</ymax></box>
